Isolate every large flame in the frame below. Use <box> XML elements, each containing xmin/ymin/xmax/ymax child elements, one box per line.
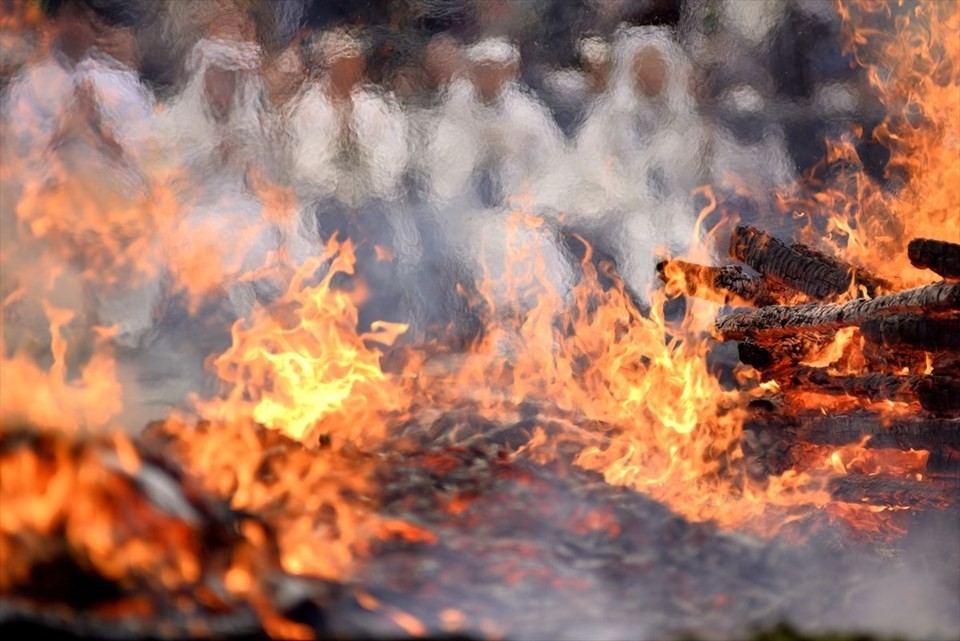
<box><xmin>197</xmin><ymin>236</ymin><xmax>409</xmax><ymax>445</ymax></box>
<box><xmin>788</xmin><ymin>1</ymin><xmax>960</xmax><ymax>287</ymax></box>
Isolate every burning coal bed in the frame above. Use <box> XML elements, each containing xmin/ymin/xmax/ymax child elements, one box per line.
<box><xmin>3</xmin><ymin>1</ymin><xmax>960</xmax><ymax>640</ymax></box>
<box><xmin>2</xmin><ymin>231</ymin><xmax>959</xmax><ymax>641</ymax></box>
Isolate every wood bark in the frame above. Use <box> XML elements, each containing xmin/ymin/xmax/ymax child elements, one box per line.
<box><xmin>908</xmin><ymin>238</ymin><xmax>960</xmax><ymax>280</ymax></box>
<box><xmin>715</xmin><ymin>282</ymin><xmax>960</xmax><ymax>340</ymax></box>
<box><xmin>829</xmin><ymin>474</ymin><xmax>957</xmax><ymax>510</ymax></box>
<box><xmin>729</xmin><ymin>226</ymin><xmax>858</xmax><ymax>299</ymax></box>
<box><xmin>743</xmin><ymin>411</ymin><xmax>960</xmax><ymax>449</ymax></box>
<box><xmin>916</xmin><ymin>376</ymin><xmax>960</xmax><ymax>416</ymax></box>
<box><xmin>789</xmin><ymin>242</ymin><xmax>892</xmax><ymax>297</ymax></box>
<box><xmin>860</xmin><ymin>312</ymin><xmax>960</xmax><ymax>352</ymax></box>
<box><xmin>737</xmin><ymin>334</ymin><xmax>834</xmax><ymax>373</ymax></box>
<box><xmin>777</xmin><ymin>367</ymin><xmax>932</xmax><ymax>404</ymax></box>
<box><xmin>655</xmin><ymin>260</ymin><xmax>793</xmax><ymax>307</ymax></box>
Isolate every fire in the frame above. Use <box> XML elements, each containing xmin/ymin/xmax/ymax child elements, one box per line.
<box><xmin>0</xmin><ymin>1</ymin><xmax>956</xmax><ymax>636</ymax></box>
<box><xmin>197</xmin><ymin>235</ymin><xmax>409</xmax><ymax>445</ymax></box>
<box><xmin>0</xmin><ymin>297</ymin><xmax>122</xmax><ymax>432</ymax></box>
<box><xmin>790</xmin><ymin>1</ymin><xmax>960</xmax><ymax>287</ymax></box>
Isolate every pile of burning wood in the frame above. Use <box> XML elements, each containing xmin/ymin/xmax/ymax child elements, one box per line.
<box><xmin>659</xmin><ymin>227</ymin><xmax>960</xmax><ymax>485</ymax></box>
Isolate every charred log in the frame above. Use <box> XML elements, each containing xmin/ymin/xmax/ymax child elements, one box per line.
<box><xmin>744</xmin><ymin>412</ymin><xmax>960</xmax><ymax>450</ymax></box>
<box><xmin>729</xmin><ymin>226</ymin><xmax>861</xmax><ymax>299</ymax></box>
<box><xmin>860</xmin><ymin>340</ymin><xmax>930</xmax><ymax>374</ymax></box>
<box><xmin>655</xmin><ymin>260</ymin><xmax>793</xmax><ymax>307</ymax></box>
<box><xmin>925</xmin><ymin>446</ymin><xmax>960</xmax><ymax>474</ymax></box>
<box><xmin>789</xmin><ymin>242</ymin><xmax>892</xmax><ymax>297</ymax></box>
<box><xmin>715</xmin><ymin>282</ymin><xmax>960</xmax><ymax>340</ymax></box>
<box><xmin>778</xmin><ymin>366</ymin><xmax>930</xmax><ymax>404</ymax></box>
<box><xmin>737</xmin><ymin>334</ymin><xmax>835</xmax><ymax>373</ymax></box>
<box><xmin>917</xmin><ymin>376</ymin><xmax>960</xmax><ymax>416</ymax></box>
<box><xmin>908</xmin><ymin>238</ymin><xmax>960</xmax><ymax>280</ymax></box>
<box><xmin>829</xmin><ymin>474</ymin><xmax>957</xmax><ymax>510</ymax></box>
<box><xmin>773</xmin><ymin>366</ymin><xmax>960</xmax><ymax>416</ymax></box>
<box><xmin>860</xmin><ymin>312</ymin><xmax>960</xmax><ymax>352</ymax></box>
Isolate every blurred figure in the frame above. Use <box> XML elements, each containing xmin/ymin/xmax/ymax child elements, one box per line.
<box><xmin>568</xmin><ymin>25</ymin><xmax>709</xmax><ymax>297</ymax></box>
<box><xmin>156</xmin><ymin>6</ymin><xmax>305</xmax><ymax>323</ymax></box>
<box><xmin>575</xmin><ymin>25</ymin><xmax>708</xmax><ymax>212</ymax></box>
<box><xmin>420</xmin><ymin>37</ymin><xmax>573</xmax><ymax>338</ymax></box>
<box><xmin>156</xmin><ymin>6</ymin><xmax>266</xmax><ymax>175</ymax></box>
<box><xmin>0</xmin><ymin>1</ymin><xmax>94</xmax><ymax>172</ymax></box>
<box><xmin>424</xmin><ymin>36</ymin><xmax>564</xmax><ymax>208</ymax></box>
<box><xmin>710</xmin><ymin>83</ymin><xmax>796</xmax><ymax>192</ymax></box>
<box><xmin>285</xmin><ymin>27</ymin><xmax>416</xmax><ymax>328</ymax></box>
<box><xmin>1</xmin><ymin>1</ymin><xmax>165</xmax><ymax>348</ymax></box>
<box><xmin>286</xmin><ymin>28</ymin><xmax>409</xmax><ymax>210</ymax></box>
<box><xmin>539</xmin><ymin>35</ymin><xmax>612</xmax><ymax>136</ymax></box>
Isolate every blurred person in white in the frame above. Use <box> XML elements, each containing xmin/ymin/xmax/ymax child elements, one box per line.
<box><xmin>424</xmin><ymin>36</ymin><xmax>565</xmax><ymax>209</ymax></box>
<box><xmin>0</xmin><ymin>2</ymin><xmax>165</xmax><ymax>348</ymax></box>
<box><xmin>679</xmin><ymin>0</ymin><xmax>795</xmax><ymax>192</ymax></box>
<box><xmin>709</xmin><ymin>82</ymin><xmax>796</xmax><ymax>193</ymax></box>
<box><xmin>539</xmin><ymin>35</ymin><xmax>612</xmax><ymax>137</ymax></box>
<box><xmin>407</xmin><ymin>33</ymin><xmax>471</xmax><ymax>185</ymax></box>
<box><xmin>285</xmin><ymin>26</ymin><xmax>418</xmax><ymax>329</ymax></box>
<box><xmin>155</xmin><ymin>6</ymin><xmax>267</xmax><ymax>176</ymax></box>
<box><xmin>568</xmin><ymin>25</ymin><xmax>709</xmax><ymax>297</ymax></box>
<box><xmin>421</xmin><ymin>36</ymin><xmax>573</xmax><ymax>330</ymax></box>
<box><xmin>156</xmin><ymin>6</ymin><xmax>307</xmax><ymax>323</ymax></box>
<box><xmin>285</xmin><ymin>27</ymin><xmax>409</xmax><ymax>211</ymax></box>
<box><xmin>1</xmin><ymin>1</ymin><xmax>94</xmax><ymax>178</ymax></box>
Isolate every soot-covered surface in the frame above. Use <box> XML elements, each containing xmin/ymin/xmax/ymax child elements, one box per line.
<box><xmin>3</xmin><ymin>418</ymin><xmax>957</xmax><ymax>641</ymax></box>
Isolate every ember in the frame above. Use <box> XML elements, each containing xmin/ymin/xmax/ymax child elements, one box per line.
<box><xmin>1</xmin><ymin>0</ymin><xmax>958</xmax><ymax>640</ymax></box>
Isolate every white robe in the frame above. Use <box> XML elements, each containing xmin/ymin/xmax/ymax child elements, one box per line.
<box><xmin>286</xmin><ymin>81</ymin><xmax>409</xmax><ymax>208</ymax></box>
<box><xmin>566</xmin><ymin>26</ymin><xmax>711</xmax><ymax>296</ymax></box>
<box><xmin>155</xmin><ymin>38</ymin><xmax>268</xmax><ymax>174</ymax></box>
<box><xmin>423</xmin><ymin>79</ymin><xmax>565</xmax><ymax>207</ymax></box>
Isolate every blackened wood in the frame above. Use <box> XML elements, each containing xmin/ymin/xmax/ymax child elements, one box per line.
<box><xmin>729</xmin><ymin>226</ymin><xmax>854</xmax><ymax>299</ymax></box>
<box><xmin>829</xmin><ymin>474</ymin><xmax>956</xmax><ymax>510</ymax></box>
<box><xmin>925</xmin><ymin>446</ymin><xmax>960</xmax><ymax>473</ymax></box>
<box><xmin>917</xmin><ymin>376</ymin><xmax>960</xmax><ymax>416</ymax></box>
<box><xmin>789</xmin><ymin>242</ymin><xmax>892</xmax><ymax>297</ymax></box>
<box><xmin>779</xmin><ymin>366</ymin><xmax>930</xmax><ymax>404</ymax></box>
<box><xmin>715</xmin><ymin>282</ymin><xmax>960</xmax><ymax>340</ymax></box>
<box><xmin>908</xmin><ymin>238</ymin><xmax>960</xmax><ymax>280</ymax></box>
<box><xmin>744</xmin><ymin>412</ymin><xmax>960</xmax><ymax>449</ymax></box>
<box><xmin>932</xmin><ymin>352</ymin><xmax>960</xmax><ymax>377</ymax></box>
<box><xmin>860</xmin><ymin>312</ymin><xmax>960</xmax><ymax>352</ymax></box>
<box><xmin>861</xmin><ymin>340</ymin><xmax>929</xmax><ymax>374</ymax></box>
<box><xmin>737</xmin><ymin>334</ymin><xmax>835</xmax><ymax>373</ymax></box>
<box><xmin>655</xmin><ymin>260</ymin><xmax>791</xmax><ymax>307</ymax></box>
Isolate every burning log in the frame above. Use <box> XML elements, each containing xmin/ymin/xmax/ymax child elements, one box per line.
<box><xmin>778</xmin><ymin>367</ymin><xmax>960</xmax><ymax>412</ymax></box>
<box><xmin>788</xmin><ymin>242</ymin><xmax>892</xmax><ymax>297</ymax></box>
<box><xmin>729</xmin><ymin>226</ymin><xmax>882</xmax><ymax>299</ymax></box>
<box><xmin>860</xmin><ymin>312</ymin><xmax>960</xmax><ymax>352</ymax></box>
<box><xmin>926</xmin><ymin>446</ymin><xmax>960</xmax><ymax>473</ymax></box>
<box><xmin>908</xmin><ymin>238</ymin><xmax>960</xmax><ymax>280</ymax></box>
<box><xmin>744</xmin><ymin>411</ymin><xmax>960</xmax><ymax>450</ymax></box>
<box><xmin>737</xmin><ymin>334</ymin><xmax>835</xmax><ymax>373</ymax></box>
<box><xmin>828</xmin><ymin>474</ymin><xmax>957</xmax><ymax>511</ymax></box>
<box><xmin>655</xmin><ymin>260</ymin><xmax>793</xmax><ymax>307</ymax></box>
<box><xmin>916</xmin><ymin>376</ymin><xmax>960</xmax><ymax>416</ymax></box>
<box><xmin>0</xmin><ymin>428</ymin><xmax>317</xmax><ymax>639</ymax></box>
<box><xmin>714</xmin><ymin>282</ymin><xmax>960</xmax><ymax>341</ymax></box>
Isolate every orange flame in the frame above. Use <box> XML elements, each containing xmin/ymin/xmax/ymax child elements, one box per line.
<box><xmin>790</xmin><ymin>1</ymin><xmax>960</xmax><ymax>286</ymax></box>
<box><xmin>197</xmin><ymin>236</ymin><xmax>409</xmax><ymax>445</ymax></box>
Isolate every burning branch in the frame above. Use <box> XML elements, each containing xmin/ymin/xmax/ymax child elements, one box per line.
<box><xmin>714</xmin><ymin>281</ymin><xmax>960</xmax><ymax>341</ymax></box>
<box><xmin>729</xmin><ymin>225</ymin><xmax>890</xmax><ymax>300</ymax></box>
